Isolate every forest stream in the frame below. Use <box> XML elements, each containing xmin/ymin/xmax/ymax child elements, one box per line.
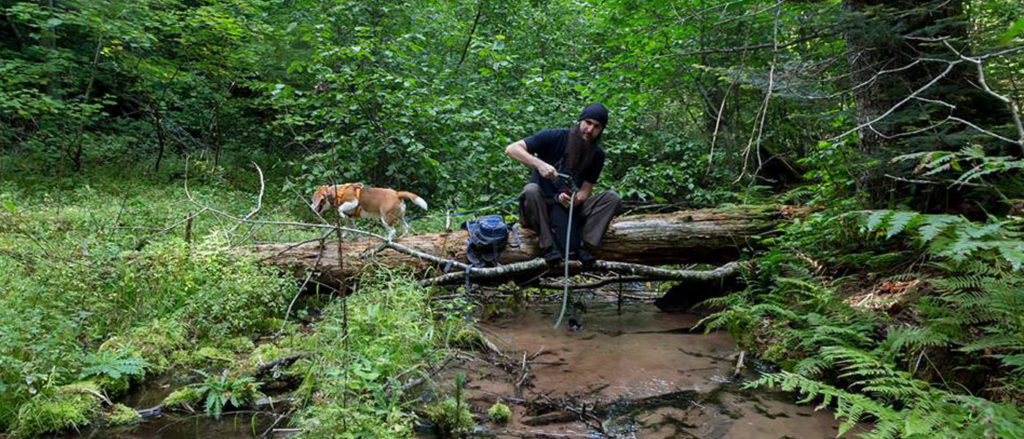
<box><xmin>437</xmin><ymin>297</ymin><xmax>859</xmax><ymax>438</ymax></box>
<box><xmin>71</xmin><ymin>291</ymin><xmax>860</xmax><ymax>439</ymax></box>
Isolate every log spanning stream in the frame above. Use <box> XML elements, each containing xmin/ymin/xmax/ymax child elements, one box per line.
<box><xmin>75</xmin><ymin>292</ymin><xmax>857</xmax><ymax>439</ymax></box>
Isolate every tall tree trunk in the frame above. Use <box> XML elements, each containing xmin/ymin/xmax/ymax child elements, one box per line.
<box><xmin>152</xmin><ymin>107</ymin><xmax>167</xmax><ymax>174</ymax></box>
<box><xmin>842</xmin><ymin>0</ymin><xmax>1008</xmax><ymax>208</ymax></box>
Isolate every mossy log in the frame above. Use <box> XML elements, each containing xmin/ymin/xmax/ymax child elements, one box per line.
<box><xmin>251</xmin><ymin>205</ymin><xmax>800</xmax><ymax>286</ymax></box>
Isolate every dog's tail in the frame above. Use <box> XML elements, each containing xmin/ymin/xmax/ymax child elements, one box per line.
<box><xmin>397</xmin><ymin>191</ymin><xmax>428</xmax><ymax>210</ymax></box>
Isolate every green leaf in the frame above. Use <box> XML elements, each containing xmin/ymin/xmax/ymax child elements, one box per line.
<box><xmin>205</xmin><ymin>392</ymin><xmax>219</xmax><ymax>417</ymax></box>
<box><xmin>999</xmin><ymin>18</ymin><xmax>1024</xmax><ymax>46</ymax></box>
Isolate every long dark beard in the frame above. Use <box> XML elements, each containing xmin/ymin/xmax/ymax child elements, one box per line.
<box><xmin>564</xmin><ymin>124</ymin><xmax>597</xmax><ymax>178</ymax></box>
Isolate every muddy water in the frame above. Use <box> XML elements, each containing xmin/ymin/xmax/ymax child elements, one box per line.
<box><xmin>443</xmin><ymin>300</ymin><xmax>859</xmax><ymax>438</ymax></box>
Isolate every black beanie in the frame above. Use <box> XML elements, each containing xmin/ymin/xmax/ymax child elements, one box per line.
<box><xmin>578</xmin><ymin>103</ymin><xmax>608</xmax><ymax>128</ymax></box>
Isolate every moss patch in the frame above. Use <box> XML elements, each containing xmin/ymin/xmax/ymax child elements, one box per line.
<box><xmin>487</xmin><ymin>402</ymin><xmax>511</xmax><ymax>424</ymax></box>
<box><xmin>451</xmin><ymin>328</ymin><xmax>486</xmax><ymax>350</ymax></box>
<box><xmin>10</xmin><ymin>382</ymin><xmax>102</xmax><ymax>438</ymax></box>
<box><xmin>162</xmin><ymin>386</ymin><xmax>202</xmax><ymax>410</ymax></box>
<box><xmin>234</xmin><ymin>343</ymin><xmax>295</xmax><ymax>376</ymax></box>
<box><xmin>218</xmin><ymin>336</ymin><xmax>256</xmax><ymax>354</ymax></box>
<box><xmin>100</xmin><ymin>319</ymin><xmax>189</xmax><ymax>374</ymax></box>
<box><xmin>96</xmin><ymin>375</ymin><xmax>131</xmax><ymax>398</ymax></box>
<box><xmin>194</xmin><ymin>346</ymin><xmax>234</xmax><ymax>364</ymax></box>
<box><xmin>104</xmin><ymin>403</ymin><xmax>140</xmax><ymax>426</ymax></box>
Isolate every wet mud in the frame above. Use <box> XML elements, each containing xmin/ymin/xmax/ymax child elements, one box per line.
<box><xmin>434</xmin><ymin>299</ymin><xmax>860</xmax><ymax>438</ymax></box>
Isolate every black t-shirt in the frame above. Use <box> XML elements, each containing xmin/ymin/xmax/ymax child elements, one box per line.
<box><xmin>523</xmin><ymin>128</ymin><xmax>605</xmax><ymax>197</ymax></box>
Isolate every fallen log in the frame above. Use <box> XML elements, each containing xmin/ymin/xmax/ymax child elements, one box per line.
<box><xmin>251</xmin><ymin>205</ymin><xmax>798</xmax><ymax>286</ymax></box>
<box><xmin>419</xmin><ymin>260</ymin><xmax>745</xmax><ymax>287</ymax></box>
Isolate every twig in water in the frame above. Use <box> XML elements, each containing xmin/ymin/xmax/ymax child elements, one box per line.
<box><xmin>732</xmin><ymin>350</ymin><xmax>746</xmax><ymax>380</ymax></box>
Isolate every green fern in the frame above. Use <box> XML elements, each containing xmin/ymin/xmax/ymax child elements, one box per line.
<box><xmin>884</xmin><ymin>326</ymin><xmax>951</xmax><ymax>354</ymax></box>
<box><xmin>865</xmin><ymin>210</ymin><xmax>892</xmax><ymax>233</ymax></box>
<box><xmin>78</xmin><ymin>351</ymin><xmax>149</xmax><ymax>381</ymax></box>
<box><xmin>885</xmin><ymin>211</ymin><xmax>919</xmax><ymax>238</ymax></box>
<box><xmin>858</xmin><ymin>211</ymin><xmax>1022</xmax><ymax>268</ymax></box>
<box><xmin>750</xmin><ymin>370</ymin><xmax>1024</xmax><ymax>438</ymax></box>
<box><xmin>916</xmin><ymin>214</ymin><xmax>961</xmax><ymax>242</ymax></box>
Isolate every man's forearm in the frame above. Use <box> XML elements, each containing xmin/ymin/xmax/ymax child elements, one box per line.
<box><xmin>505</xmin><ymin>141</ymin><xmax>541</xmax><ymax>169</ymax></box>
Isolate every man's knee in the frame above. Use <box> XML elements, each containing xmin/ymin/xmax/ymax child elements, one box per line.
<box><xmin>596</xmin><ymin>190</ymin><xmax>624</xmax><ymax>214</ymax></box>
<box><xmin>518</xmin><ymin>183</ymin><xmax>547</xmax><ymax>231</ymax></box>
<box><xmin>521</xmin><ymin>183</ymin><xmax>543</xmax><ymax>201</ymax></box>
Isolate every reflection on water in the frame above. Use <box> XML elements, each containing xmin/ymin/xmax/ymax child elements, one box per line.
<box><xmin>439</xmin><ymin>300</ymin><xmax>861</xmax><ymax>438</ymax></box>
<box><xmin>81</xmin><ymin>412</ymin><xmax>282</xmax><ymax>439</ymax></box>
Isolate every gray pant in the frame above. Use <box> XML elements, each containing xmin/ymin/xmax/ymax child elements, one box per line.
<box><xmin>518</xmin><ymin>182</ymin><xmax>623</xmax><ymax>251</ymax></box>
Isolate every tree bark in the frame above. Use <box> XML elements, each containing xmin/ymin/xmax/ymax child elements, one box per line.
<box><xmin>842</xmin><ymin>0</ymin><xmax>1010</xmax><ymax>208</ymax></box>
<box><xmin>251</xmin><ymin>205</ymin><xmax>799</xmax><ymax>286</ymax></box>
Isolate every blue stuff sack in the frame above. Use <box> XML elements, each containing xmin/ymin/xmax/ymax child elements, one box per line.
<box><xmin>464</xmin><ymin>215</ymin><xmax>517</xmax><ymax>268</ymax></box>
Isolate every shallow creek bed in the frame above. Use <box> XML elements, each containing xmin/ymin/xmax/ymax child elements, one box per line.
<box><xmin>425</xmin><ymin>297</ymin><xmax>863</xmax><ymax>438</ymax></box>
<box><xmin>64</xmin><ymin>294</ymin><xmax>862</xmax><ymax>439</ymax></box>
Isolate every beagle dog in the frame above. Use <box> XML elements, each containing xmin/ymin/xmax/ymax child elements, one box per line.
<box><xmin>310</xmin><ymin>183</ymin><xmax>428</xmax><ymax>239</ymax></box>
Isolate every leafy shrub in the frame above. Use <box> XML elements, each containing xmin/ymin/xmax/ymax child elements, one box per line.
<box><xmin>195</xmin><ymin>370</ymin><xmax>263</xmax><ymax>420</ymax></box>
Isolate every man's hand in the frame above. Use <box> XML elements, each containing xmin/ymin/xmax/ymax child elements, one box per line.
<box><xmin>558</xmin><ymin>191</ymin><xmax>587</xmax><ymax>208</ymax></box>
<box><xmin>536</xmin><ymin>162</ymin><xmax>557</xmax><ymax>180</ymax></box>
<box><xmin>506</xmin><ymin>140</ymin><xmax>557</xmax><ymax>179</ymax></box>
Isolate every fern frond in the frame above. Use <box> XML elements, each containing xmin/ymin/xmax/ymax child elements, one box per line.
<box><xmin>885</xmin><ymin>211</ymin><xmax>920</xmax><ymax>238</ymax></box>
<box><xmin>865</xmin><ymin>210</ymin><xmax>892</xmax><ymax>232</ymax></box>
<box><xmin>885</xmin><ymin>325</ymin><xmax>951</xmax><ymax>353</ymax></box>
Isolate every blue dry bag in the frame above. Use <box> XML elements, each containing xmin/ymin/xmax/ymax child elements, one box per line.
<box><xmin>464</xmin><ymin>215</ymin><xmax>518</xmax><ymax>268</ymax></box>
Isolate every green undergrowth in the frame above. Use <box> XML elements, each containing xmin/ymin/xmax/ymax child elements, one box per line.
<box><xmin>289</xmin><ymin>270</ymin><xmax>472</xmax><ymax>438</ymax></box>
<box><xmin>0</xmin><ymin>161</ymin><xmax>306</xmax><ymax>436</ymax></box>
<box><xmin>701</xmin><ymin>209</ymin><xmax>1024</xmax><ymax>438</ymax></box>
<box><xmin>1</xmin><ymin>158</ymin><xmax>482</xmax><ymax>437</ymax></box>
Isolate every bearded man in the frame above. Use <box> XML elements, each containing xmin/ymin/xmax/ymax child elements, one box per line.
<box><xmin>504</xmin><ymin>103</ymin><xmax>623</xmax><ymax>265</ymax></box>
